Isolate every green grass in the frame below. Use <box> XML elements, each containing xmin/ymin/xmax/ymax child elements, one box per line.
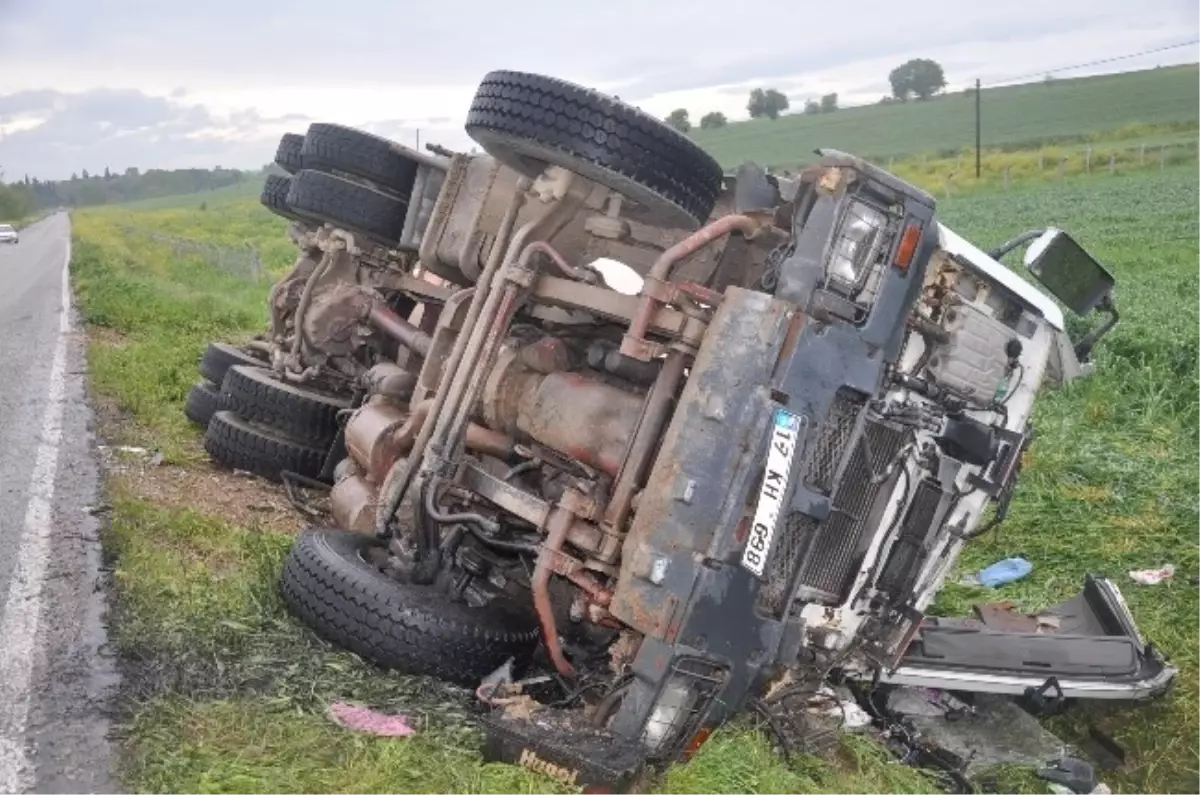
<box><xmin>78</xmin><ymin>168</ymin><xmax>1198</xmax><ymax>793</ymax></box>
<box><xmin>692</xmin><ymin>65</ymin><xmax>1200</xmax><ymax>168</ymax></box>
<box><xmin>71</xmin><ymin>211</ymin><xmax>274</xmax><ymax>461</ymax></box>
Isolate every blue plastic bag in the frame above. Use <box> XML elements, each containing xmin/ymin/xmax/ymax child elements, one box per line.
<box><xmin>977</xmin><ymin>557</ymin><xmax>1033</xmax><ymax>588</ymax></box>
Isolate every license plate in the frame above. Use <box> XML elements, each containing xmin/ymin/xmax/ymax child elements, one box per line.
<box><xmin>741</xmin><ymin>409</ymin><xmax>804</xmax><ymax>577</ymax></box>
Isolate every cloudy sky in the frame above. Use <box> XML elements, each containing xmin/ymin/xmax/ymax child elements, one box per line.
<box><xmin>0</xmin><ymin>0</ymin><xmax>1196</xmax><ymax>180</ymax></box>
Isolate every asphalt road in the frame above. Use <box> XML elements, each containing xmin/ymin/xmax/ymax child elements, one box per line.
<box><xmin>0</xmin><ymin>214</ymin><xmax>116</xmax><ymax>794</ymax></box>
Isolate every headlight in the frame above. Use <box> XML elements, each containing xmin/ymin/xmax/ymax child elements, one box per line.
<box><xmin>827</xmin><ymin>201</ymin><xmax>888</xmax><ymax>293</ymax></box>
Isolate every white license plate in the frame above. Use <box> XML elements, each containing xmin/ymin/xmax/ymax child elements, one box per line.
<box><xmin>741</xmin><ymin>409</ymin><xmax>804</xmax><ymax>577</ymax></box>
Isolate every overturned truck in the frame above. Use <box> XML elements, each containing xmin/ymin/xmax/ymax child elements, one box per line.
<box><xmin>190</xmin><ymin>70</ymin><xmax>1174</xmax><ymax>788</ymax></box>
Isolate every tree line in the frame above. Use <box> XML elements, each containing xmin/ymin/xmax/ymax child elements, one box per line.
<box><xmin>0</xmin><ymin>165</ymin><xmax>257</xmax><ymax>221</ymax></box>
<box><xmin>662</xmin><ymin>57</ymin><xmax>948</xmax><ymax>133</ymax></box>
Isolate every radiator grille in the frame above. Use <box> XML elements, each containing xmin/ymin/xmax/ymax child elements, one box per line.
<box><xmin>877</xmin><ymin>479</ymin><xmax>945</xmax><ymax>598</ymax></box>
<box><xmin>796</xmin><ymin>418</ymin><xmax>908</xmax><ymax>604</ymax></box>
<box><xmin>756</xmin><ymin>513</ymin><xmax>819</xmax><ymax>616</ymax></box>
<box><xmin>804</xmin><ymin>390</ymin><xmax>865</xmax><ymax>494</ymax></box>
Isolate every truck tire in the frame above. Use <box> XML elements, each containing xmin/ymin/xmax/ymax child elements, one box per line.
<box><xmin>198</xmin><ymin>342</ymin><xmax>267</xmax><ymax>386</ymax></box>
<box><xmin>204</xmin><ymin>410</ymin><xmax>326</xmax><ymax>482</ymax></box>
<box><xmin>300</xmin><ymin>123</ymin><xmax>418</xmax><ymax>196</ymax></box>
<box><xmin>286</xmin><ymin>169</ymin><xmax>407</xmax><ymax>245</ymax></box>
<box><xmin>465</xmin><ymin>70</ymin><xmax>723</xmax><ymax>228</ymax></box>
<box><xmin>280</xmin><ymin>530</ymin><xmax>540</xmax><ymax>686</ymax></box>
<box><xmin>260</xmin><ymin>175</ymin><xmax>305</xmax><ymax>223</ymax></box>
<box><xmin>220</xmin><ymin>364</ymin><xmax>349</xmax><ymax>447</ymax></box>
<box><xmin>184</xmin><ymin>382</ymin><xmax>224</xmax><ymax>428</ymax></box>
<box><xmin>275</xmin><ymin>133</ymin><xmax>305</xmax><ymax>174</ymax></box>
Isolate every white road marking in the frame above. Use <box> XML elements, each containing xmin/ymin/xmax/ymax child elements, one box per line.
<box><xmin>0</xmin><ymin>222</ymin><xmax>72</xmax><ymax>793</ymax></box>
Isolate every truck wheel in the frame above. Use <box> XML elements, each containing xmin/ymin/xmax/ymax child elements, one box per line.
<box><xmin>198</xmin><ymin>342</ymin><xmax>267</xmax><ymax>386</ymax></box>
<box><xmin>280</xmin><ymin>530</ymin><xmax>540</xmax><ymax>686</ymax></box>
<box><xmin>300</xmin><ymin>123</ymin><xmax>418</xmax><ymax>196</ymax></box>
<box><xmin>261</xmin><ymin>175</ymin><xmax>306</xmax><ymax>223</ymax></box>
<box><xmin>184</xmin><ymin>382</ymin><xmax>224</xmax><ymax>428</ymax></box>
<box><xmin>465</xmin><ymin>70</ymin><xmax>724</xmax><ymax>228</ymax></box>
<box><xmin>275</xmin><ymin>133</ymin><xmax>305</xmax><ymax>174</ymax></box>
<box><xmin>204</xmin><ymin>410</ymin><xmax>326</xmax><ymax>482</ymax></box>
<box><xmin>286</xmin><ymin>169</ymin><xmax>407</xmax><ymax>245</ymax></box>
<box><xmin>220</xmin><ymin>364</ymin><xmax>349</xmax><ymax>447</ymax></box>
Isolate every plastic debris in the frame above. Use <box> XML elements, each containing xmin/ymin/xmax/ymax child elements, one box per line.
<box><xmin>1128</xmin><ymin>564</ymin><xmax>1175</xmax><ymax>585</ymax></box>
<box><xmin>327</xmin><ymin>702</ymin><xmax>415</xmax><ymax>737</ymax></box>
<box><xmin>976</xmin><ymin>557</ymin><xmax>1033</xmax><ymax>588</ymax></box>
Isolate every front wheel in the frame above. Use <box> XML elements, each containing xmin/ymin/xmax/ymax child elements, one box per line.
<box><xmin>280</xmin><ymin>530</ymin><xmax>540</xmax><ymax>686</ymax></box>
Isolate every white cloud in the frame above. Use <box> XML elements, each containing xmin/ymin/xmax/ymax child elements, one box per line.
<box><xmin>0</xmin><ymin>0</ymin><xmax>1195</xmax><ymax>179</ymax></box>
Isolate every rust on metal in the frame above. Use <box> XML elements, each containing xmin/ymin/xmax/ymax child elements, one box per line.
<box><xmin>621</xmin><ymin>214</ymin><xmax>762</xmax><ymax>361</ymax></box>
<box><xmin>533</xmin><ymin>505</ymin><xmax>578</xmax><ymax>677</ymax></box>
<box><xmin>368</xmin><ymin>301</ymin><xmax>434</xmax><ymax>357</ymax></box>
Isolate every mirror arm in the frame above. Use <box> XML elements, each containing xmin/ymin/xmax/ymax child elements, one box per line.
<box><xmin>1074</xmin><ymin>294</ymin><xmax>1119</xmax><ymax>362</ymax></box>
<box><xmin>987</xmin><ymin>228</ymin><xmax>1047</xmax><ymax>261</ymax></box>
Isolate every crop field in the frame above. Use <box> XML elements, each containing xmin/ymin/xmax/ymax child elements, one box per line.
<box><xmin>690</xmin><ymin>65</ymin><xmax>1199</xmax><ymax>168</ymax></box>
<box><xmin>72</xmin><ymin>165</ymin><xmax>1198</xmax><ymax>794</ymax></box>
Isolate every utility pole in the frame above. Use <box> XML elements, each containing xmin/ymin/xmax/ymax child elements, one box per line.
<box><xmin>415</xmin><ymin>129</ymin><xmax>421</xmax><ymax>151</ymax></box>
<box><xmin>974</xmin><ymin>78</ymin><xmax>982</xmax><ymax>179</ymax></box>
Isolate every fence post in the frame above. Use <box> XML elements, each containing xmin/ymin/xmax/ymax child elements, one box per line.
<box><xmin>1057</xmin><ymin>156</ymin><xmax>1066</xmax><ymax>181</ymax></box>
<box><xmin>1108</xmin><ymin>153</ymin><xmax>1116</xmax><ymax>175</ymax></box>
<box><xmin>1139</xmin><ymin>144</ymin><xmax>1146</xmax><ymax>165</ymax></box>
<box><xmin>887</xmin><ymin>156</ymin><xmax>894</xmax><ymax>170</ymax></box>
<box><xmin>1159</xmin><ymin>147</ymin><xmax>1167</xmax><ymax>171</ymax></box>
<box><xmin>1037</xmin><ymin>152</ymin><xmax>1045</xmax><ymax>171</ymax></box>
<box><xmin>1085</xmin><ymin>146</ymin><xmax>1092</xmax><ymax>174</ymax></box>
<box><xmin>1003</xmin><ymin>167</ymin><xmax>1011</xmax><ymax>190</ymax></box>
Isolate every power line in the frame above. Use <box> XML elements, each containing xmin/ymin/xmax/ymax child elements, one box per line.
<box><xmin>982</xmin><ymin>39</ymin><xmax>1200</xmax><ymax>87</ymax></box>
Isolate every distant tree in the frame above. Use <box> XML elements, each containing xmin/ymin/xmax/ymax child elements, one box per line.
<box><xmin>1044</xmin><ymin>74</ymin><xmax>1057</xmax><ymax>86</ymax></box>
<box><xmin>199</xmin><ymin>201</ymin><xmax>208</xmax><ymax>212</ymax></box>
<box><xmin>71</xmin><ymin>172</ymin><xmax>79</xmax><ymax>181</ymax></box>
<box><xmin>820</xmin><ymin>93</ymin><xmax>839</xmax><ymax>113</ymax></box>
<box><xmin>889</xmin><ymin>58</ymin><xmax>947</xmax><ymax>101</ymax></box>
<box><xmin>103</xmin><ymin>166</ymin><xmax>112</xmax><ymax>180</ymax></box>
<box><xmin>665</xmin><ymin>108</ymin><xmax>691</xmax><ymax>133</ymax></box>
<box><xmin>81</xmin><ymin>168</ymin><xmax>90</xmax><ymax>179</ymax></box>
<box><xmin>804</xmin><ymin>99</ymin><xmax>821</xmax><ymax>115</ymax></box>
<box><xmin>699</xmin><ymin>111</ymin><xmax>728</xmax><ymax>130</ymax></box>
<box><xmin>748</xmin><ymin>88</ymin><xmax>790</xmax><ymax>119</ymax></box>
<box><xmin>124</xmin><ymin>166</ymin><xmax>140</xmax><ymax>178</ymax></box>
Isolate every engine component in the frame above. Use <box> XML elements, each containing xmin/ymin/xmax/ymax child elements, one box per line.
<box><xmin>924</xmin><ymin>299</ymin><xmax>1019</xmax><ymax>402</ymax></box>
<box><xmin>484</xmin><ymin>347</ymin><xmax>644</xmax><ymax>478</ymax></box>
<box><xmin>330</xmin><ymin>473</ymin><xmax>377</xmax><ymax>535</ymax></box>
<box><xmin>934</xmin><ymin>414</ymin><xmax>998</xmax><ymax>468</ymax></box>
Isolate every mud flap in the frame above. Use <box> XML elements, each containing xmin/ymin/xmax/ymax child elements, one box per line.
<box><xmin>850</xmin><ymin>576</ymin><xmax>1176</xmax><ymax>700</ymax></box>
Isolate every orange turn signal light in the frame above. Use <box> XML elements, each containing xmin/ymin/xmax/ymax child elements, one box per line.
<box><xmin>894</xmin><ymin>224</ymin><xmax>922</xmax><ymax>272</ymax></box>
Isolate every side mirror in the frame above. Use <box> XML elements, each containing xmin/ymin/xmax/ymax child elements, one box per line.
<box><xmin>1023</xmin><ymin>228</ymin><xmax>1114</xmax><ymax>316</ymax></box>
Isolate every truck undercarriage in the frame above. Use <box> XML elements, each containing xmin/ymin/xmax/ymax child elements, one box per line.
<box><xmin>183</xmin><ymin>69</ymin><xmax>1174</xmax><ymax>789</ymax></box>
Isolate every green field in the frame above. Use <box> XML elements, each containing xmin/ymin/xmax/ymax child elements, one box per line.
<box><xmin>73</xmin><ymin>166</ymin><xmax>1198</xmax><ymax>794</ymax></box>
<box><xmin>691</xmin><ymin>65</ymin><xmax>1199</xmax><ymax>168</ymax></box>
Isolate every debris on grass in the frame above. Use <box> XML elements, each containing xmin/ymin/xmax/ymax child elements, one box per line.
<box><xmin>327</xmin><ymin>702</ymin><xmax>416</xmax><ymax>737</ymax></box>
<box><xmin>971</xmin><ymin>557</ymin><xmax>1033</xmax><ymax>588</ymax></box>
<box><xmin>1128</xmin><ymin>564</ymin><xmax>1175</xmax><ymax>585</ymax></box>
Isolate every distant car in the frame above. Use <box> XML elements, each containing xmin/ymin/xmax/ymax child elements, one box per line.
<box><xmin>0</xmin><ymin>224</ymin><xmax>17</xmax><ymax>244</ymax></box>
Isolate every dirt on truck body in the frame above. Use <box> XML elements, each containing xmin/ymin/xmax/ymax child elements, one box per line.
<box><xmin>184</xmin><ymin>69</ymin><xmax>1174</xmax><ymax>789</ymax></box>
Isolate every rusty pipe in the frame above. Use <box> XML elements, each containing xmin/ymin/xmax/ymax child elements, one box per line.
<box><xmin>368</xmin><ymin>302</ymin><xmax>433</xmax><ymax>357</ymax></box>
<box><xmin>435</xmin><ymin>193</ymin><xmax>588</xmax><ymax>479</ymax></box>
<box><xmin>621</xmin><ymin>214</ymin><xmax>760</xmax><ymax>360</ymax></box>
<box><xmin>568</xmin><ymin>569</ymin><xmax>613</xmax><ymax>607</ymax></box>
<box><xmin>525</xmin><ymin>240</ymin><xmax>598</xmax><ymax>284</ymax></box>
<box><xmin>374</xmin><ymin>180</ymin><xmax>531</xmax><ymax>536</ymax></box>
<box><xmin>601</xmin><ymin>348</ymin><xmax>688</xmax><ymax>547</ymax></box>
<box><xmin>533</xmin><ymin>506</ymin><xmax>577</xmax><ymax>677</ymax></box>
